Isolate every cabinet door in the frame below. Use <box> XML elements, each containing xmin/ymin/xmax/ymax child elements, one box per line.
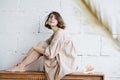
<box><xmin>78</xmin><ymin>77</ymin><xmax>102</xmax><ymax>80</ymax></box>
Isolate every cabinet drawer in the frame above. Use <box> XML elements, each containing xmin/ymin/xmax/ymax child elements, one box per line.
<box><xmin>62</xmin><ymin>77</ymin><xmax>102</xmax><ymax>80</ymax></box>
<box><xmin>62</xmin><ymin>72</ymin><xmax>104</xmax><ymax>80</ymax></box>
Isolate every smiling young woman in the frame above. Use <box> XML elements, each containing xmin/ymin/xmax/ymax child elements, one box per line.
<box><xmin>7</xmin><ymin>11</ymin><xmax>79</xmax><ymax>80</ymax></box>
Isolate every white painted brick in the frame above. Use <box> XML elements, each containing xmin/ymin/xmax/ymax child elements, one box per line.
<box><xmin>69</xmin><ymin>34</ymin><xmax>83</xmax><ymax>55</ymax></box>
<box><xmin>0</xmin><ymin>11</ymin><xmax>40</xmax><ymax>33</ymax></box>
<box><xmin>0</xmin><ymin>32</ymin><xmax>51</xmax><ymax>55</ymax></box>
<box><xmin>101</xmin><ymin>36</ymin><xmax>120</xmax><ymax>56</ymax></box>
<box><xmin>0</xmin><ymin>0</ymin><xmax>19</xmax><ymax>11</ymax></box>
<box><xmin>16</xmin><ymin>32</ymin><xmax>52</xmax><ymax>55</ymax></box>
<box><xmin>60</xmin><ymin>0</ymin><xmax>79</xmax><ymax>18</ymax></box>
<box><xmin>0</xmin><ymin>52</ymin><xmax>24</xmax><ymax>70</ymax></box>
<box><xmin>70</xmin><ymin>34</ymin><xmax>101</xmax><ymax>55</ymax></box>
<box><xmin>82</xmin><ymin>56</ymin><xmax>120</xmax><ymax>77</ymax></box>
<box><xmin>0</xmin><ymin>33</ymin><xmax>17</xmax><ymax>54</ymax></box>
<box><xmin>60</xmin><ymin>0</ymin><xmax>81</xmax><ymax>34</ymax></box>
<box><xmin>60</xmin><ymin>0</ymin><xmax>97</xmax><ymax>34</ymax></box>
<box><xmin>0</xmin><ymin>33</ymin><xmax>22</xmax><ymax>70</ymax></box>
<box><xmin>19</xmin><ymin>0</ymin><xmax>60</xmax><ymax>12</ymax></box>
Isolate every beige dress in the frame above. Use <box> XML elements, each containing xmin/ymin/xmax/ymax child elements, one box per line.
<box><xmin>42</xmin><ymin>29</ymin><xmax>79</xmax><ymax>80</ymax></box>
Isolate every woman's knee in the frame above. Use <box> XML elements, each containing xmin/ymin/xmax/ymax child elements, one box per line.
<box><xmin>36</xmin><ymin>41</ymin><xmax>48</xmax><ymax>49</ymax></box>
<box><xmin>32</xmin><ymin>46</ymin><xmax>43</xmax><ymax>56</ymax></box>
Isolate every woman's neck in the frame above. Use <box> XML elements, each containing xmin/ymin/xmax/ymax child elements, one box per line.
<box><xmin>51</xmin><ymin>26</ymin><xmax>59</xmax><ymax>33</ymax></box>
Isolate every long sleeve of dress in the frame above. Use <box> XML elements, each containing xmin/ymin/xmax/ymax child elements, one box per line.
<box><xmin>44</xmin><ymin>31</ymin><xmax>63</xmax><ymax>59</ymax></box>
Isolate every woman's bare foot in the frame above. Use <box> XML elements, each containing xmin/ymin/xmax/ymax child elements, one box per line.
<box><xmin>7</xmin><ymin>64</ymin><xmax>26</xmax><ymax>72</ymax></box>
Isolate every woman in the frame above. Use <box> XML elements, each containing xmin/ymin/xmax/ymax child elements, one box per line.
<box><xmin>8</xmin><ymin>11</ymin><xmax>79</xmax><ymax>80</ymax></box>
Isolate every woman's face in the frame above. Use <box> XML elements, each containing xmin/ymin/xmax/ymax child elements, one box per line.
<box><xmin>48</xmin><ymin>14</ymin><xmax>58</xmax><ymax>27</ymax></box>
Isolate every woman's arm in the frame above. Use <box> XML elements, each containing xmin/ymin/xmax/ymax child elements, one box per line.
<box><xmin>33</xmin><ymin>46</ymin><xmax>45</xmax><ymax>55</ymax></box>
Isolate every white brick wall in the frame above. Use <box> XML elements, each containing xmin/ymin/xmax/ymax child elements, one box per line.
<box><xmin>0</xmin><ymin>0</ymin><xmax>120</xmax><ymax>80</ymax></box>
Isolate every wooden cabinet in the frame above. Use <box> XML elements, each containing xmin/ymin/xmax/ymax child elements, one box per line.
<box><xmin>0</xmin><ymin>71</ymin><xmax>104</xmax><ymax>80</ymax></box>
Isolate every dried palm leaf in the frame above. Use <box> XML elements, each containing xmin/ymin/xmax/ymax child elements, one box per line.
<box><xmin>74</xmin><ymin>0</ymin><xmax>120</xmax><ymax>50</ymax></box>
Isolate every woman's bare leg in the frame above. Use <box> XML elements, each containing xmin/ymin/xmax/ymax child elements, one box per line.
<box><xmin>19</xmin><ymin>48</ymin><xmax>41</xmax><ymax>67</ymax></box>
<box><xmin>8</xmin><ymin>48</ymin><xmax>42</xmax><ymax>72</ymax></box>
<box><xmin>7</xmin><ymin>41</ymin><xmax>47</xmax><ymax>72</ymax></box>
<box><xmin>16</xmin><ymin>48</ymin><xmax>37</xmax><ymax>66</ymax></box>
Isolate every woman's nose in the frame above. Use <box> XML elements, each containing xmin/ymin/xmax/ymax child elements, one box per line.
<box><xmin>51</xmin><ymin>17</ymin><xmax>54</xmax><ymax>19</ymax></box>
<box><xmin>51</xmin><ymin>18</ymin><xmax>55</xmax><ymax>21</ymax></box>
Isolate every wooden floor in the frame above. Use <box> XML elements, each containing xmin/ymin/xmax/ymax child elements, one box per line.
<box><xmin>0</xmin><ymin>71</ymin><xmax>104</xmax><ymax>80</ymax></box>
